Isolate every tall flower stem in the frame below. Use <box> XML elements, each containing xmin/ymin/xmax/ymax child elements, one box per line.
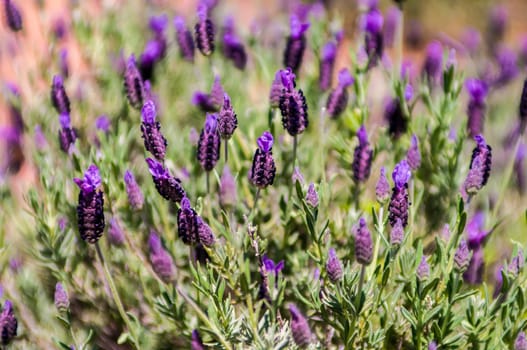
<box><xmin>249</xmin><ymin>188</ymin><xmax>261</xmax><ymax>221</ymax></box>
<box><xmin>95</xmin><ymin>242</ymin><xmax>142</xmax><ymax>349</ymax></box>
<box><xmin>206</xmin><ymin>171</ymin><xmax>210</xmax><ymax>194</ymax></box>
<box><xmin>224</xmin><ymin>140</ymin><xmax>229</xmax><ymax>162</ymax></box>
<box><xmin>293</xmin><ymin>135</ymin><xmax>298</xmax><ymax>168</ymax></box>
<box><xmin>355</xmin><ymin>265</ymin><xmax>366</xmax><ymax>311</ymax></box>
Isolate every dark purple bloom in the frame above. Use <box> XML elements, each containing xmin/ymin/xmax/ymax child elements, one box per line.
<box><xmin>95</xmin><ymin>115</ymin><xmax>111</xmax><ymax>133</ymax></box>
<box><xmin>326</xmin><ymin>248</ymin><xmax>343</xmax><ymax>283</ymax></box>
<box><xmin>219</xmin><ymin>165</ymin><xmax>237</xmax><ymax>207</ymax></box>
<box><xmin>192</xmin><ymin>92</ymin><xmax>217</xmax><ymax>112</ymax></box>
<box><xmin>51</xmin><ymin>75</ymin><xmax>70</xmax><ymax>115</ymax></box>
<box><xmin>376</xmin><ymin>167</ymin><xmax>390</xmax><ymax>203</ymax></box>
<box><xmin>146</xmin><ymin>158</ymin><xmax>186</xmax><ymax>203</ymax></box>
<box><xmin>174</xmin><ymin>16</ymin><xmax>195</xmax><ymax>62</ymax></box>
<box><xmin>177</xmin><ymin>197</ymin><xmax>199</xmax><ymax>245</ymax></box>
<box><xmin>141</xmin><ymin>100</ymin><xmax>167</xmax><ymax>161</ymax></box>
<box><xmin>218</xmin><ymin>93</ymin><xmax>237</xmax><ymax>140</ymax></box>
<box><xmin>223</xmin><ymin>29</ymin><xmax>247</xmax><ymax>70</ymax></box>
<box><xmin>124</xmin><ymin>55</ymin><xmax>145</xmax><ymax>110</ymax></box>
<box><xmin>107</xmin><ymin>218</ymin><xmax>125</xmax><ymax>246</ymax></box>
<box><xmin>279</xmin><ymin>69</ymin><xmax>308</xmax><ymax>136</ymax></box>
<box><xmin>384</xmin><ymin>98</ymin><xmax>407</xmax><ymax>138</ymax></box>
<box><xmin>289</xmin><ymin>304</ymin><xmax>312</xmax><ymax>348</ymax></box>
<box><xmin>463</xmin><ymin>247</ymin><xmax>484</xmax><ymax>284</ymax></box>
<box><xmin>194</xmin><ymin>3</ymin><xmax>215</xmax><ymax>56</ymax></box>
<box><xmin>262</xmin><ymin>255</ymin><xmax>284</xmax><ymax>278</ymax></box>
<box><xmin>515</xmin><ymin>332</ymin><xmax>527</xmax><ymax>350</ymax></box>
<box><xmin>191</xmin><ymin>329</ymin><xmax>205</xmax><ymax>350</ymax></box>
<box><xmin>148</xmin><ymin>231</ymin><xmax>175</xmax><ymax>283</ymax></box>
<box><xmin>416</xmin><ymin>255</ymin><xmax>430</xmax><ymax>280</ymax></box>
<box><xmin>197</xmin><ymin>216</ymin><xmax>215</xmax><ymax>247</ymax></box>
<box><xmin>57</xmin><ymin>113</ymin><xmax>77</xmax><ymax>153</ymax></box>
<box><xmin>269</xmin><ymin>70</ymin><xmax>283</xmax><ymax>108</ymax></box>
<box><xmin>389</xmin><ymin>160</ymin><xmax>411</xmax><ymax>227</ymax></box>
<box><xmin>319</xmin><ymin>41</ymin><xmax>337</xmax><ymax>91</ymax></box>
<box><xmin>406</xmin><ymin>134</ymin><xmax>421</xmax><ymax>170</ymax></box>
<box><xmin>355</xmin><ymin>217</ymin><xmax>373</xmax><ymax>265</ymax></box>
<box><xmin>249</xmin><ymin>131</ymin><xmax>276</xmax><ymax>188</ymax></box>
<box><xmin>390</xmin><ymin>218</ymin><xmax>404</xmax><ymax>245</ymax></box>
<box><xmin>149</xmin><ymin>14</ymin><xmax>168</xmax><ymax>36</ymax></box>
<box><xmin>466</xmin><ymin>212</ymin><xmax>489</xmax><ymax>249</ymax></box>
<box><xmin>124</xmin><ymin>170</ymin><xmax>144</xmax><ymax>210</ymax></box>
<box><xmin>454</xmin><ymin>239</ymin><xmax>471</xmax><ymax>272</ymax></box>
<box><xmin>326</xmin><ymin>68</ymin><xmax>354</xmax><ymax>119</ymax></box>
<box><xmin>422</xmin><ymin>41</ymin><xmax>443</xmax><ymax>86</ymax></box>
<box><xmin>383</xmin><ymin>6</ymin><xmax>401</xmax><ymax>49</ymax></box>
<box><xmin>283</xmin><ymin>14</ymin><xmax>309</xmax><ymax>73</ymax></box>
<box><xmin>74</xmin><ymin>165</ymin><xmax>105</xmax><ymax>244</ymax></box>
<box><xmin>494</xmin><ymin>47</ymin><xmax>518</xmax><ymax>87</ymax></box>
<box><xmin>54</xmin><ymin>282</ymin><xmax>70</xmax><ymax>312</ymax></box>
<box><xmin>0</xmin><ymin>300</ymin><xmax>17</xmax><ymax>345</ymax></box>
<box><xmin>463</xmin><ymin>135</ymin><xmax>492</xmax><ymax>196</ymax></box>
<box><xmin>352</xmin><ymin>125</ymin><xmax>373</xmax><ymax>183</ymax></box>
<box><xmin>515</xmin><ymin>143</ymin><xmax>526</xmax><ymax>194</ymax></box>
<box><xmin>139</xmin><ymin>40</ymin><xmax>165</xmax><ymax>81</ymax></box>
<box><xmin>305</xmin><ymin>182</ymin><xmax>319</xmax><ymax>208</ymax></box>
<box><xmin>3</xmin><ymin>0</ymin><xmax>21</xmax><ymax>32</ymax></box>
<box><xmin>465</xmin><ymin>78</ymin><xmax>488</xmax><ymax>137</ymax></box>
<box><xmin>362</xmin><ymin>8</ymin><xmax>384</xmax><ymax>68</ymax></box>
<box><xmin>197</xmin><ymin>114</ymin><xmax>220</xmax><ymax>172</ymax></box>
<box><xmin>519</xmin><ymin>79</ymin><xmax>527</xmax><ymax>131</ymax></box>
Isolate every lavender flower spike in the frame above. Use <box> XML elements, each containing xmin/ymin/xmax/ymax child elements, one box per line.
<box><xmin>515</xmin><ymin>332</ymin><xmax>527</xmax><ymax>350</ymax></box>
<box><xmin>326</xmin><ymin>68</ymin><xmax>354</xmax><ymax>119</ymax></box>
<box><xmin>305</xmin><ymin>183</ymin><xmax>319</xmax><ymax>208</ymax></box>
<box><xmin>406</xmin><ymin>134</ymin><xmax>421</xmax><ymax>170</ymax></box>
<box><xmin>422</xmin><ymin>41</ymin><xmax>443</xmax><ymax>86</ymax></box>
<box><xmin>352</xmin><ymin>125</ymin><xmax>373</xmax><ymax>183</ymax></box>
<box><xmin>223</xmin><ymin>30</ymin><xmax>247</xmax><ymax>70</ymax></box>
<box><xmin>388</xmin><ymin>160</ymin><xmax>411</xmax><ymax>227</ymax></box>
<box><xmin>177</xmin><ymin>196</ymin><xmax>199</xmax><ymax>245</ymax></box>
<box><xmin>385</xmin><ymin>98</ymin><xmax>407</xmax><ymax>139</ymax></box>
<box><xmin>194</xmin><ymin>3</ymin><xmax>215</xmax><ymax>56</ymax></box>
<box><xmin>519</xmin><ymin>79</ymin><xmax>527</xmax><ymax>132</ymax></box>
<box><xmin>148</xmin><ymin>231</ymin><xmax>175</xmax><ymax>283</ymax></box>
<box><xmin>58</xmin><ymin>113</ymin><xmax>77</xmax><ymax>154</ymax></box>
<box><xmin>124</xmin><ymin>170</ymin><xmax>144</xmax><ymax>210</ymax></box>
<box><xmin>326</xmin><ymin>248</ymin><xmax>343</xmax><ymax>282</ymax></box>
<box><xmin>4</xmin><ymin>0</ymin><xmax>22</xmax><ymax>32</ymax></box>
<box><xmin>197</xmin><ymin>113</ymin><xmax>220</xmax><ymax>172</ymax></box>
<box><xmin>416</xmin><ymin>255</ymin><xmax>430</xmax><ymax>280</ymax></box>
<box><xmin>249</xmin><ymin>131</ymin><xmax>276</xmax><ymax>188</ymax></box>
<box><xmin>191</xmin><ymin>329</ymin><xmax>205</xmax><ymax>350</ymax></box>
<box><xmin>279</xmin><ymin>69</ymin><xmax>309</xmax><ymax>136</ymax></box>
<box><xmin>283</xmin><ymin>14</ymin><xmax>309</xmax><ymax>73</ymax></box>
<box><xmin>218</xmin><ymin>93</ymin><xmax>238</xmax><ymax>141</ymax></box>
<box><xmin>0</xmin><ymin>300</ymin><xmax>17</xmax><ymax>345</ymax></box>
<box><xmin>319</xmin><ymin>41</ymin><xmax>337</xmax><ymax>91</ymax></box>
<box><xmin>54</xmin><ymin>283</ymin><xmax>70</xmax><ymax>312</ymax></box>
<box><xmin>51</xmin><ymin>75</ymin><xmax>70</xmax><ymax>115</ymax></box>
<box><xmin>74</xmin><ymin>165</ymin><xmax>105</xmax><ymax>244</ymax></box>
<box><xmin>146</xmin><ymin>158</ymin><xmax>186</xmax><ymax>203</ymax></box>
<box><xmin>124</xmin><ymin>55</ymin><xmax>145</xmax><ymax>110</ymax></box>
<box><xmin>269</xmin><ymin>70</ymin><xmax>283</xmax><ymax>108</ymax></box>
<box><xmin>355</xmin><ymin>217</ymin><xmax>373</xmax><ymax>265</ymax></box>
<box><xmin>376</xmin><ymin>167</ymin><xmax>390</xmax><ymax>203</ymax></box>
<box><xmin>219</xmin><ymin>165</ymin><xmax>237</xmax><ymax>207</ymax></box>
<box><xmin>174</xmin><ymin>16</ymin><xmax>195</xmax><ymax>62</ymax></box>
<box><xmin>463</xmin><ymin>135</ymin><xmax>492</xmax><ymax>196</ymax></box>
<box><xmin>197</xmin><ymin>216</ymin><xmax>215</xmax><ymax>247</ymax></box>
<box><xmin>390</xmin><ymin>218</ymin><xmax>404</xmax><ymax>245</ymax></box>
<box><xmin>289</xmin><ymin>304</ymin><xmax>312</xmax><ymax>348</ymax></box>
<box><xmin>465</xmin><ymin>78</ymin><xmax>488</xmax><ymax>137</ymax></box>
<box><xmin>363</xmin><ymin>7</ymin><xmax>384</xmax><ymax>69</ymax></box>
<box><xmin>454</xmin><ymin>239</ymin><xmax>471</xmax><ymax>272</ymax></box>
<box><xmin>141</xmin><ymin>100</ymin><xmax>167</xmax><ymax>161</ymax></box>
<box><xmin>108</xmin><ymin>218</ymin><xmax>125</xmax><ymax>246</ymax></box>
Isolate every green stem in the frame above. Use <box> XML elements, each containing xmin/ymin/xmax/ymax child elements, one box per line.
<box><xmin>440</xmin><ymin>272</ymin><xmax>458</xmax><ymax>340</ymax></box>
<box><xmin>224</xmin><ymin>140</ymin><xmax>228</xmax><ymax>162</ymax></box>
<box><xmin>176</xmin><ymin>286</ymin><xmax>233</xmax><ymax>350</ymax></box>
<box><xmin>95</xmin><ymin>243</ymin><xmax>141</xmax><ymax>349</ymax></box>
<box><xmin>66</xmin><ymin>312</ymin><xmax>81</xmax><ymax>350</ymax></box>
<box><xmin>293</xmin><ymin>135</ymin><xmax>298</xmax><ymax>169</ymax></box>
<box><xmin>355</xmin><ymin>265</ymin><xmax>366</xmax><ymax>312</ymax></box>
<box><xmin>206</xmin><ymin>171</ymin><xmax>210</xmax><ymax>194</ymax></box>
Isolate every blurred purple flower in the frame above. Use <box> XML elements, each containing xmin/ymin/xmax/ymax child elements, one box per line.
<box><xmin>319</xmin><ymin>41</ymin><xmax>337</xmax><ymax>91</ymax></box>
<box><xmin>454</xmin><ymin>239</ymin><xmax>471</xmax><ymax>272</ymax></box>
<box><xmin>59</xmin><ymin>49</ymin><xmax>69</xmax><ymax>78</ymax></box>
<box><xmin>515</xmin><ymin>332</ymin><xmax>527</xmax><ymax>350</ymax></box>
<box><xmin>461</xmin><ymin>28</ymin><xmax>481</xmax><ymax>55</ymax></box>
<box><xmin>389</xmin><ymin>160</ymin><xmax>411</xmax><ymax>227</ymax></box>
<box><xmin>174</xmin><ymin>16</ymin><xmax>195</xmax><ymax>62</ymax></box>
<box><xmin>422</xmin><ymin>41</ymin><xmax>443</xmax><ymax>86</ymax></box>
<box><xmin>283</xmin><ymin>14</ymin><xmax>309</xmax><ymax>73</ymax></box>
<box><xmin>74</xmin><ymin>165</ymin><xmax>104</xmax><ymax>244</ymax></box>
<box><xmin>108</xmin><ymin>218</ymin><xmax>125</xmax><ymax>246</ymax></box>
<box><xmin>376</xmin><ymin>167</ymin><xmax>390</xmax><ymax>204</ymax></box>
<box><xmin>289</xmin><ymin>304</ymin><xmax>312</xmax><ymax>347</ymax></box>
<box><xmin>124</xmin><ymin>55</ymin><xmax>145</xmax><ymax>110</ymax></box>
<box><xmin>463</xmin><ymin>135</ymin><xmax>492</xmax><ymax>196</ymax></box>
<box><xmin>416</xmin><ymin>255</ymin><xmax>430</xmax><ymax>280</ymax></box>
<box><xmin>54</xmin><ymin>282</ymin><xmax>70</xmax><ymax>312</ymax></box>
<box><xmin>195</xmin><ymin>3</ymin><xmax>215</xmax><ymax>56</ymax></box>
<box><xmin>406</xmin><ymin>134</ymin><xmax>421</xmax><ymax>170</ymax></box>
<box><xmin>197</xmin><ymin>114</ymin><xmax>220</xmax><ymax>173</ymax></box>
<box><xmin>95</xmin><ymin>115</ymin><xmax>111</xmax><ymax>133</ymax></box>
<box><xmin>4</xmin><ymin>0</ymin><xmax>22</xmax><ymax>32</ymax></box>
<box><xmin>383</xmin><ymin>6</ymin><xmax>400</xmax><ymax>48</ymax></box>
<box><xmin>269</xmin><ymin>70</ymin><xmax>284</xmax><ymax>108</ymax></box>
<box><xmin>262</xmin><ymin>255</ymin><xmax>284</xmax><ymax>278</ymax></box>
<box><xmin>362</xmin><ymin>8</ymin><xmax>384</xmax><ymax>69</ymax></box>
<box><xmin>355</xmin><ymin>217</ymin><xmax>373</xmax><ymax>265</ymax></box>
<box><xmin>148</xmin><ymin>231</ymin><xmax>175</xmax><ymax>283</ymax></box>
<box><xmin>487</xmin><ymin>5</ymin><xmax>507</xmax><ymax>52</ymax></box>
<box><xmin>219</xmin><ymin>165</ymin><xmax>237</xmax><ymax>207</ymax></box>
<box><xmin>390</xmin><ymin>218</ymin><xmax>404</xmax><ymax>245</ymax></box>
<box><xmin>51</xmin><ymin>75</ymin><xmax>70</xmax><ymax>115</ymax></box>
<box><xmin>493</xmin><ymin>47</ymin><xmax>518</xmax><ymax>87</ymax></box>
<box><xmin>384</xmin><ymin>98</ymin><xmax>407</xmax><ymax>139</ymax></box>
<box><xmin>141</xmin><ymin>100</ymin><xmax>167</xmax><ymax>161</ymax></box>
<box><xmin>326</xmin><ymin>248</ymin><xmax>343</xmax><ymax>283</ymax></box>
<box><xmin>191</xmin><ymin>330</ymin><xmax>205</xmax><ymax>350</ymax></box>
<box><xmin>326</xmin><ymin>68</ymin><xmax>354</xmax><ymax>118</ymax></box>
<box><xmin>249</xmin><ymin>132</ymin><xmax>276</xmax><ymax>188</ymax></box>
<box><xmin>292</xmin><ymin>166</ymin><xmax>305</xmax><ymax>185</ymax></box>
<box><xmin>463</xmin><ymin>247</ymin><xmax>484</xmax><ymax>284</ymax></box>
<box><xmin>305</xmin><ymin>183</ymin><xmax>319</xmax><ymax>208</ymax></box>
<box><xmin>0</xmin><ymin>300</ymin><xmax>17</xmax><ymax>345</ymax></box>
<box><xmin>352</xmin><ymin>125</ymin><xmax>373</xmax><ymax>183</ymax></box>
<box><xmin>515</xmin><ymin>143</ymin><xmax>526</xmax><ymax>194</ymax></box>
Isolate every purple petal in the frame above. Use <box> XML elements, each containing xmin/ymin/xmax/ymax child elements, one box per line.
<box><xmin>392</xmin><ymin>159</ymin><xmax>411</xmax><ymax>188</ymax></box>
<box><xmin>257</xmin><ymin>131</ymin><xmax>274</xmax><ymax>152</ymax></box>
<box><xmin>338</xmin><ymin>68</ymin><xmax>354</xmax><ymax>87</ymax></box>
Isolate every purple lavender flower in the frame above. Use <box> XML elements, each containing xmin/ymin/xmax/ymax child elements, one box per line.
<box><xmin>3</xmin><ymin>0</ymin><xmax>22</xmax><ymax>32</ymax></box>
<box><xmin>376</xmin><ymin>167</ymin><xmax>390</xmax><ymax>203</ymax></box>
<box><xmin>283</xmin><ymin>14</ymin><xmax>309</xmax><ymax>73</ymax></box>
<box><xmin>319</xmin><ymin>41</ymin><xmax>337</xmax><ymax>91</ymax></box>
<box><xmin>465</xmin><ymin>79</ymin><xmax>488</xmax><ymax>137</ymax></box>
<box><xmin>292</xmin><ymin>166</ymin><xmax>305</xmax><ymax>185</ymax></box>
<box><xmin>54</xmin><ymin>283</ymin><xmax>70</xmax><ymax>312</ymax></box>
<box><xmin>174</xmin><ymin>16</ymin><xmax>195</xmax><ymax>62</ymax></box>
<box><xmin>194</xmin><ymin>3</ymin><xmax>215</xmax><ymax>56</ymax></box>
<box><xmin>422</xmin><ymin>41</ymin><xmax>443</xmax><ymax>86</ymax></box>
<box><xmin>0</xmin><ymin>300</ymin><xmax>17</xmax><ymax>345</ymax></box>
<box><xmin>428</xmin><ymin>341</ymin><xmax>438</xmax><ymax>350</ymax></box>
<box><xmin>487</xmin><ymin>5</ymin><xmax>507</xmax><ymax>53</ymax></box>
<box><xmin>463</xmin><ymin>247</ymin><xmax>484</xmax><ymax>284</ymax></box>
<box><xmin>326</xmin><ymin>68</ymin><xmax>354</xmax><ymax>119</ymax></box>
<box><xmin>148</xmin><ymin>231</ymin><xmax>175</xmax><ymax>283</ymax></box>
<box><xmin>305</xmin><ymin>183</ymin><xmax>319</xmax><ymax>208</ymax></box>
<box><xmin>390</xmin><ymin>218</ymin><xmax>404</xmax><ymax>245</ymax></box>
<box><xmin>249</xmin><ymin>131</ymin><xmax>276</xmax><ymax>188</ymax></box>
<box><xmin>416</xmin><ymin>255</ymin><xmax>430</xmax><ymax>280</ymax></box>
<box><xmin>139</xmin><ymin>40</ymin><xmax>165</xmax><ymax>81</ymax></box>
<box><xmin>355</xmin><ymin>217</ymin><xmax>373</xmax><ymax>265</ymax></box>
<box><xmin>326</xmin><ymin>248</ymin><xmax>343</xmax><ymax>283</ymax></box>
<box><xmin>352</xmin><ymin>125</ymin><xmax>373</xmax><ymax>183</ymax></box>
<box><xmin>508</xmin><ymin>249</ymin><xmax>524</xmax><ymax>276</ymax></box>
<box><xmin>94</xmin><ymin>115</ymin><xmax>110</xmax><ymax>133</ymax></box>
<box><xmin>222</xmin><ymin>21</ymin><xmax>247</xmax><ymax>70</ymax></box>
<box><xmin>108</xmin><ymin>218</ymin><xmax>125</xmax><ymax>246</ymax></box>
<box><xmin>262</xmin><ymin>255</ymin><xmax>284</xmax><ymax>278</ymax></box>
<box><xmin>279</xmin><ymin>68</ymin><xmax>308</xmax><ymax>136</ymax></box>
<box><xmin>362</xmin><ymin>7</ymin><xmax>384</xmax><ymax>68</ymax></box>
<box><xmin>141</xmin><ymin>100</ymin><xmax>167</xmax><ymax>161</ymax></box>
<box><xmin>57</xmin><ymin>113</ymin><xmax>77</xmax><ymax>153</ymax></box>
<box><xmin>383</xmin><ymin>6</ymin><xmax>401</xmax><ymax>49</ymax></box>
<box><xmin>197</xmin><ymin>216</ymin><xmax>215</xmax><ymax>247</ymax></box>
<box><xmin>51</xmin><ymin>75</ymin><xmax>70</xmax><ymax>115</ymax></box>
<box><xmin>218</xmin><ymin>93</ymin><xmax>237</xmax><ymax>140</ymax></box>
<box><xmin>463</xmin><ymin>135</ymin><xmax>492</xmax><ymax>196</ymax></box>
<box><xmin>177</xmin><ymin>197</ymin><xmax>199</xmax><ymax>245</ymax></box>
<box><xmin>269</xmin><ymin>70</ymin><xmax>283</xmax><ymax>108</ymax></box>
<box><xmin>197</xmin><ymin>114</ymin><xmax>220</xmax><ymax>172</ymax></box>
<box><xmin>289</xmin><ymin>304</ymin><xmax>312</xmax><ymax>348</ymax></box>
<box><xmin>34</xmin><ymin>125</ymin><xmax>48</xmax><ymax>150</ymax></box>
<box><xmin>494</xmin><ymin>47</ymin><xmax>518</xmax><ymax>87</ymax></box>
<box><xmin>59</xmin><ymin>49</ymin><xmax>69</xmax><ymax>78</ymax></box>
<box><xmin>74</xmin><ymin>165</ymin><xmax>104</xmax><ymax>244</ymax></box>
<box><xmin>461</xmin><ymin>28</ymin><xmax>481</xmax><ymax>55</ymax></box>
<box><xmin>191</xmin><ymin>329</ymin><xmax>205</xmax><ymax>350</ymax></box>
<box><xmin>123</xmin><ymin>170</ymin><xmax>144</xmax><ymax>210</ymax></box>
<box><xmin>207</xmin><ymin>75</ymin><xmax>225</xmax><ymax>110</ymax></box>
<box><xmin>515</xmin><ymin>332</ymin><xmax>527</xmax><ymax>350</ymax></box>
<box><xmin>146</xmin><ymin>158</ymin><xmax>186</xmax><ymax>203</ymax></box>
<box><xmin>220</xmin><ymin>165</ymin><xmax>237</xmax><ymax>207</ymax></box>
<box><xmin>124</xmin><ymin>55</ymin><xmax>145</xmax><ymax>110</ymax></box>
<box><xmin>384</xmin><ymin>98</ymin><xmax>407</xmax><ymax>139</ymax></box>
<box><xmin>520</xmin><ymin>80</ymin><xmax>527</xmax><ymax>131</ymax></box>
<box><xmin>388</xmin><ymin>160</ymin><xmax>411</xmax><ymax>227</ymax></box>
<box><xmin>515</xmin><ymin>143</ymin><xmax>526</xmax><ymax>194</ymax></box>
<box><xmin>406</xmin><ymin>134</ymin><xmax>421</xmax><ymax>170</ymax></box>
<box><xmin>466</xmin><ymin>212</ymin><xmax>489</xmax><ymax>249</ymax></box>
<box><xmin>454</xmin><ymin>239</ymin><xmax>471</xmax><ymax>272</ymax></box>
<box><xmin>189</xmin><ymin>127</ymin><xmax>199</xmax><ymax>146</ymax></box>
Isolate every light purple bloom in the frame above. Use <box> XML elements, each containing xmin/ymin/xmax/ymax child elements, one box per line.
<box><xmin>95</xmin><ymin>115</ymin><xmax>111</xmax><ymax>133</ymax></box>
<box><xmin>257</xmin><ymin>131</ymin><xmax>274</xmax><ymax>153</ymax></box>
